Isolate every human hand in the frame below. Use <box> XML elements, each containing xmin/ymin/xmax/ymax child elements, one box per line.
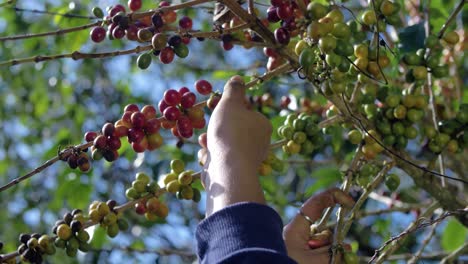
<box><xmin>283</xmin><ymin>188</ymin><xmax>355</xmax><ymax>264</ymax></box>
<box><xmin>198</xmin><ymin>76</ymin><xmax>272</xmax><ymax>216</ymax></box>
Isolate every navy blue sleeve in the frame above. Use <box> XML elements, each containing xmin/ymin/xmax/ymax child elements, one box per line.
<box><xmin>196</xmin><ymin>202</ymin><xmax>297</xmax><ymax>264</ymax></box>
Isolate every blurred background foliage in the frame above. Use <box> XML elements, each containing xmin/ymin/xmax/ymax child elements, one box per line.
<box><xmin>0</xmin><ymin>0</ymin><xmax>466</xmax><ymax>263</ymax></box>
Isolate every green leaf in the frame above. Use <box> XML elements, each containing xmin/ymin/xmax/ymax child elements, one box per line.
<box><xmin>304</xmin><ymin>167</ymin><xmax>342</xmax><ymax>196</ymax></box>
<box><xmin>89</xmin><ymin>226</ymin><xmax>108</xmax><ymax>248</ymax></box>
<box><xmin>398</xmin><ymin>23</ymin><xmax>426</xmax><ymax>52</ymax></box>
<box><xmin>441</xmin><ymin>219</ymin><xmax>468</xmax><ymax>251</ymax></box>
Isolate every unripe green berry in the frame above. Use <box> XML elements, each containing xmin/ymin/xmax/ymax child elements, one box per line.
<box><xmin>178</xmin><ymin>171</ymin><xmax>193</xmax><ymax>185</ymax></box>
<box><xmin>170</xmin><ymin>159</ymin><xmax>185</xmax><ymax>174</ymax></box>
<box><xmin>136</xmin><ymin>172</ymin><xmax>151</xmax><ymax>185</ymax></box>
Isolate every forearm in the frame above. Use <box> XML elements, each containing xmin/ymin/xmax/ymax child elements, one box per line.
<box><xmin>205</xmin><ymin>155</ymin><xmax>266</xmax><ymax>216</ymax></box>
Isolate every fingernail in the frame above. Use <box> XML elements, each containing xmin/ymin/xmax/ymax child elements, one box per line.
<box><xmin>333</xmin><ymin>191</ymin><xmax>355</xmax><ymax>208</ymax></box>
<box><xmin>230</xmin><ymin>75</ymin><xmax>244</xmax><ymax>84</ymax></box>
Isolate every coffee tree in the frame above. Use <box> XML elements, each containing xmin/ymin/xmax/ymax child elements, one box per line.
<box><xmin>0</xmin><ymin>0</ymin><xmax>467</xmax><ymax>263</ymax></box>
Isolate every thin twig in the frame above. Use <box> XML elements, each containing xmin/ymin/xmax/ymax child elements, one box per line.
<box><xmin>407</xmin><ymin>220</ymin><xmax>439</xmax><ymax>264</ymax></box>
<box><xmin>437</xmin><ymin>0</ymin><xmax>466</xmax><ymax>39</ymax></box>
<box><xmin>130</xmin><ymin>0</ymin><xmax>214</xmax><ymax>21</ymax></box>
<box><xmin>371</xmin><ymin>202</ymin><xmax>448</xmax><ymax>263</ymax></box>
<box><xmin>7</xmin><ymin>6</ymin><xmax>96</xmax><ymax>19</ymax></box>
<box><xmin>0</xmin><ymin>142</ymin><xmax>93</xmax><ymax>192</ymax></box>
<box><xmin>0</xmin><ymin>21</ymin><xmax>101</xmax><ymax>41</ymax></box>
<box><xmin>0</xmin><ymin>45</ymin><xmax>154</xmax><ymax>67</ymax></box>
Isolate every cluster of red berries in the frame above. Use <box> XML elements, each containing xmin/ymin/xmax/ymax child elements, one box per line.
<box><xmin>267</xmin><ymin>0</ymin><xmax>304</xmax><ymax>45</ymax></box>
<box><xmin>61</xmin><ymin>149</ymin><xmax>91</xmax><ymax>172</ymax></box>
<box><xmin>158</xmin><ymin>81</ymin><xmax>212</xmax><ymax>139</ymax></box>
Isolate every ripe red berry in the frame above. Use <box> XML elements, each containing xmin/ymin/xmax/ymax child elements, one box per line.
<box><xmin>107</xmin><ymin>137</ymin><xmax>122</xmax><ymax>150</ymax></box>
<box><xmin>178</xmin><ymin>16</ymin><xmax>193</xmax><ymax>30</ymax></box>
<box><xmin>179</xmin><ymin>128</ymin><xmax>193</xmax><ymax>138</ymax></box>
<box><xmin>68</xmin><ymin>155</ymin><xmax>79</xmax><ymax>169</ymax></box>
<box><xmin>195</xmin><ymin>80</ymin><xmax>212</xmax><ymax>95</ymax></box>
<box><xmin>141</xmin><ymin>105</ymin><xmax>157</xmax><ymax>120</ymax></box>
<box><xmin>182</xmin><ymin>36</ymin><xmax>191</xmax><ymax>45</ymax></box>
<box><xmin>164</xmin><ymin>89</ymin><xmax>182</xmax><ymax>106</ymax></box>
<box><xmin>102</xmin><ymin>123</ymin><xmax>115</xmax><ymax>137</ymax></box>
<box><xmin>90</xmin><ymin>27</ymin><xmax>106</xmax><ymax>43</ymax></box>
<box><xmin>93</xmin><ymin>135</ymin><xmax>108</xmax><ymax>149</ymax></box>
<box><xmin>177</xmin><ymin>116</ymin><xmax>192</xmax><ymax>133</ymax></box>
<box><xmin>222</xmin><ymin>41</ymin><xmax>234</xmax><ymax>51</ymax></box>
<box><xmin>109</xmin><ymin>4</ymin><xmax>126</xmax><ymax>17</ymax></box>
<box><xmin>84</xmin><ymin>131</ymin><xmax>98</xmax><ymax>142</ymax></box>
<box><xmin>127</xmin><ymin>128</ymin><xmax>145</xmax><ymax>143</ymax></box>
<box><xmin>103</xmin><ymin>149</ymin><xmax>119</xmax><ymax>162</ymax></box>
<box><xmin>274</xmin><ymin>27</ymin><xmax>290</xmax><ymax>44</ymax></box>
<box><xmin>276</xmin><ymin>3</ymin><xmax>293</xmax><ymax>20</ymax></box>
<box><xmin>163</xmin><ymin>106</ymin><xmax>181</xmax><ymax>121</ymax></box>
<box><xmin>158</xmin><ymin>100</ymin><xmax>170</xmax><ymax>114</ymax></box>
<box><xmin>180</xmin><ymin>92</ymin><xmax>196</xmax><ymax>108</ymax></box>
<box><xmin>280</xmin><ymin>95</ymin><xmax>291</xmax><ymax>108</ymax></box>
<box><xmin>135</xmin><ymin>202</ymin><xmax>147</xmax><ymax>215</ymax></box>
<box><xmin>263</xmin><ymin>47</ymin><xmax>278</xmax><ymax>58</ymax></box>
<box><xmin>124</xmin><ymin>104</ymin><xmax>139</xmax><ymax>113</ymax></box>
<box><xmin>128</xmin><ymin>0</ymin><xmax>142</xmax><ymax>11</ymax></box>
<box><xmin>179</xmin><ymin>87</ymin><xmax>190</xmax><ymax>96</ymax></box>
<box><xmin>126</xmin><ymin>25</ymin><xmax>138</xmax><ymax>41</ymax></box>
<box><xmin>159</xmin><ymin>1</ymin><xmax>170</xmax><ymax>7</ymax></box>
<box><xmin>112</xmin><ymin>26</ymin><xmax>126</xmax><ymax>39</ymax></box>
<box><xmin>159</xmin><ymin>47</ymin><xmax>175</xmax><ymax>64</ymax></box>
<box><xmin>132</xmin><ymin>136</ymin><xmax>148</xmax><ymax>153</ymax></box>
<box><xmin>131</xmin><ymin>112</ymin><xmax>146</xmax><ymax>128</ymax></box>
<box><xmin>144</xmin><ymin>118</ymin><xmax>161</xmax><ymax>134</ymax></box>
<box><xmin>267</xmin><ymin>7</ymin><xmax>280</xmax><ymax>23</ymax></box>
<box><xmin>171</xmin><ymin>127</ymin><xmax>181</xmax><ymax>138</ymax></box>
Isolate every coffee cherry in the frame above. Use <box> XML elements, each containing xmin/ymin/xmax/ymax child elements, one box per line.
<box><xmin>145</xmin><ymin>118</ymin><xmax>161</xmax><ymax>134</ymax></box>
<box><xmin>152</xmin><ymin>14</ymin><xmax>164</xmax><ymax>28</ymax></box>
<box><xmin>179</xmin><ymin>16</ymin><xmax>193</xmax><ymax>30</ymax></box>
<box><xmin>163</xmin><ymin>106</ymin><xmax>181</xmax><ymax>121</ymax></box>
<box><xmin>159</xmin><ymin>47</ymin><xmax>175</xmax><ymax>64</ymax></box>
<box><xmin>125</xmin><ymin>187</ymin><xmax>140</xmax><ymax>200</ymax></box>
<box><xmin>147</xmin><ymin>133</ymin><xmax>163</xmax><ymax>150</ymax></box>
<box><xmin>170</xmin><ymin>159</ymin><xmax>185</xmax><ymax>174</ymax></box>
<box><xmin>267</xmin><ymin>6</ymin><xmax>280</xmax><ymax>23</ymax></box>
<box><xmin>90</xmin><ymin>27</ymin><xmax>106</xmax><ymax>43</ymax></box>
<box><xmin>195</xmin><ymin>80</ymin><xmax>213</xmax><ymax>95</ymax></box>
<box><xmin>137</xmin><ymin>53</ymin><xmax>152</xmax><ymax>69</ymax></box>
<box><xmin>385</xmin><ymin>173</ymin><xmax>400</xmax><ymax>191</ymax></box>
<box><xmin>274</xmin><ymin>27</ymin><xmax>290</xmax><ymax>44</ymax></box>
<box><xmin>107</xmin><ymin>223</ymin><xmax>120</xmax><ymax>238</ymax></box>
<box><xmin>128</xmin><ymin>0</ymin><xmax>142</xmax><ymax>11</ymax></box>
<box><xmin>128</xmin><ymin>128</ymin><xmax>145</xmax><ymax>143</ymax></box>
<box><xmin>117</xmin><ymin>219</ymin><xmax>129</xmax><ymax>231</ymax></box>
<box><xmin>180</xmin><ymin>92</ymin><xmax>196</xmax><ymax>108</ymax></box>
<box><xmin>135</xmin><ymin>202</ymin><xmax>147</xmax><ymax>215</ymax></box>
<box><xmin>443</xmin><ymin>31</ymin><xmax>459</xmax><ymax>45</ymax></box>
<box><xmin>152</xmin><ymin>33</ymin><xmax>167</xmax><ymax>50</ymax></box>
<box><xmin>164</xmin><ymin>89</ymin><xmax>182</xmax><ymax>106</ymax></box>
<box><xmin>141</xmin><ymin>105</ymin><xmax>157</xmax><ymax>119</ymax></box>
<box><xmin>92</xmin><ymin>7</ymin><xmax>104</xmax><ymax>18</ymax></box>
<box><xmin>57</xmin><ymin>224</ymin><xmax>72</xmax><ymax>241</ymax></box>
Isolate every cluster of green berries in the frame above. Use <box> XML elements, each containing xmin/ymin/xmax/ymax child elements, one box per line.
<box><xmin>51</xmin><ymin>210</ymin><xmax>91</xmax><ymax>258</ymax></box>
<box><xmin>426</xmin><ymin>104</ymin><xmax>468</xmax><ymax>154</ymax></box>
<box><xmin>258</xmin><ymin>152</ymin><xmax>285</xmax><ymax>176</ymax></box>
<box><xmin>87</xmin><ymin>201</ymin><xmax>128</xmax><ymax>239</ymax></box>
<box><xmin>161</xmin><ymin>159</ymin><xmax>201</xmax><ymax>202</ymax></box>
<box><xmin>277</xmin><ymin>113</ymin><xmax>322</xmax><ymax>156</ymax></box>
<box><xmin>125</xmin><ymin>172</ymin><xmax>160</xmax><ymax>200</ymax></box>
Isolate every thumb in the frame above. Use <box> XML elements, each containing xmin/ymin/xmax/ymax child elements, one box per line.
<box><xmin>284</xmin><ymin>188</ymin><xmax>354</xmax><ymax>246</ymax></box>
<box><xmin>220</xmin><ymin>75</ymin><xmax>246</xmax><ymax>104</ymax></box>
